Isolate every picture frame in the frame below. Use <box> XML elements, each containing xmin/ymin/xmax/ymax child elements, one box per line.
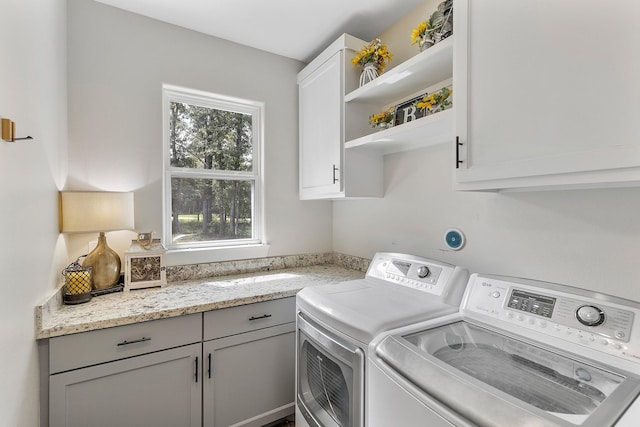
<box><xmin>393</xmin><ymin>93</ymin><xmax>428</xmax><ymax>126</ymax></box>
<box><xmin>124</xmin><ymin>239</ymin><xmax>167</xmax><ymax>291</ymax></box>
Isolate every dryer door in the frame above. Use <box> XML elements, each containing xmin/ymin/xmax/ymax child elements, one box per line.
<box><xmin>297</xmin><ymin>313</ymin><xmax>364</xmax><ymax>427</ymax></box>
<box><xmin>376</xmin><ymin>321</ymin><xmax>640</xmax><ymax>427</ymax></box>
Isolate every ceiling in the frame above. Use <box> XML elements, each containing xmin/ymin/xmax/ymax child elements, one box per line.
<box><xmin>94</xmin><ymin>0</ymin><xmax>426</xmax><ymax>63</ymax></box>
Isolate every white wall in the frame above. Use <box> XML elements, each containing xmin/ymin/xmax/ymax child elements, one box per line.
<box><xmin>0</xmin><ymin>1</ymin><xmax>68</xmax><ymax>425</ymax></box>
<box><xmin>66</xmin><ymin>0</ymin><xmax>333</xmax><ymax>264</ymax></box>
<box><xmin>333</xmin><ymin>142</ymin><xmax>640</xmax><ymax>302</ymax></box>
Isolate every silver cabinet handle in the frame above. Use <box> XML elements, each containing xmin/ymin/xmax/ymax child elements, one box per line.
<box><xmin>249</xmin><ymin>314</ymin><xmax>272</xmax><ymax>321</ymax></box>
<box><xmin>117</xmin><ymin>337</ymin><xmax>151</xmax><ymax>346</ymax></box>
<box><xmin>332</xmin><ymin>164</ymin><xmax>339</xmax><ymax>184</ymax></box>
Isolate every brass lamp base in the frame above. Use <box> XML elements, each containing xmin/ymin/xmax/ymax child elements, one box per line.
<box><xmin>82</xmin><ymin>232</ymin><xmax>121</xmax><ymax>290</ymax></box>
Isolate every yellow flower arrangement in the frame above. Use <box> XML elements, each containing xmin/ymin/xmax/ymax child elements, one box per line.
<box><xmin>411</xmin><ymin>9</ymin><xmax>444</xmax><ymax>48</ymax></box>
<box><xmin>352</xmin><ymin>38</ymin><xmax>393</xmax><ymax>74</ymax></box>
<box><xmin>416</xmin><ymin>87</ymin><xmax>453</xmax><ymax>113</ymax></box>
<box><xmin>411</xmin><ymin>21</ymin><xmax>428</xmax><ymax>46</ymax></box>
<box><xmin>369</xmin><ymin>107</ymin><xmax>395</xmax><ymax>128</ymax></box>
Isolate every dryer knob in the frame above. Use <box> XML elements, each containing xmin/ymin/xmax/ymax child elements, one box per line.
<box><xmin>417</xmin><ymin>266</ymin><xmax>430</xmax><ymax>278</ymax></box>
<box><xmin>576</xmin><ymin>305</ymin><xmax>605</xmax><ymax>327</ymax></box>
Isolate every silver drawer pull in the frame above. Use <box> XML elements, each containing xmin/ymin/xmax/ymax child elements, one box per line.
<box><xmin>117</xmin><ymin>337</ymin><xmax>151</xmax><ymax>346</ymax></box>
<box><xmin>249</xmin><ymin>314</ymin><xmax>272</xmax><ymax>321</ymax></box>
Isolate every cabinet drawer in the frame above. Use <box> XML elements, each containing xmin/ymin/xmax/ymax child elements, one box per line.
<box><xmin>203</xmin><ymin>297</ymin><xmax>295</xmax><ymax>340</ymax></box>
<box><xmin>50</xmin><ymin>313</ymin><xmax>202</xmax><ymax>374</ymax></box>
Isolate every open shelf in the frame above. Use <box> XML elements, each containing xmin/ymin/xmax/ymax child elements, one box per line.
<box><xmin>345</xmin><ymin>37</ymin><xmax>453</xmax><ymax>106</ymax></box>
<box><xmin>345</xmin><ymin>108</ymin><xmax>453</xmax><ymax>155</ymax></box>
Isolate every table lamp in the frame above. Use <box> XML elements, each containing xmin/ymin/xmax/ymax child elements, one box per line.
<box><xmin>59</xmin><ymin>191</ymin><xmax>135</xmax><ymax>291</ymax></box>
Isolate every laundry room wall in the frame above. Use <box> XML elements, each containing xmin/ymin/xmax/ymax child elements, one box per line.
<box><xmin>66</xmin><ymin>0</ymin><xmax>333</xmax><ymax>265</ymax></box>
<box><xmin>0</xmin><ymin>1</ymin><xmax>69</xmax><ymax>425</ymax></box>
<box><xmin>332</xmin><ymin>1</ymin><xmax>640</xmax><ymax>302</ymax></box>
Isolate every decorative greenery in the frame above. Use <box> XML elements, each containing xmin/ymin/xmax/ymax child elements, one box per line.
<box><xmin>369</xmin><ymin>107</ymin><xmax>395</xmax><ymax>128</ymax></box>
<box><xmin>416</xmin><ymin>87</ymin><xmax>453</xmax><ymax>113</ymax></box>
<box><xmin>411</xmin><ymin>10</ymin><xmax>444</xmax><ymax>47</ymax></box>
<box><xmin>352</xmin><ymin>38</ymin><xmax>393</xmax><ymax>74</ymax></box>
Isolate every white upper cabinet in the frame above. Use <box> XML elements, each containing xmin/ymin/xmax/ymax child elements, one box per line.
<box><xmin>298</xmin><ymin>34</ymin><xmax>383</xmax><ymax>200</ymax></box>
<box><xmin>299</xmin><ymin>51</ymin><xmax>343</xmax><ymax>198</ymax></box>
<box><xmin>454</xmin><ymin>0</ymin><xmax>640</xmax><ymax>191</ymax></box>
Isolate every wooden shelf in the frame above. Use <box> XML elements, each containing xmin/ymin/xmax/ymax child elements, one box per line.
<box><xmin>345</xmin><ymin>108</ymin><xmax>453</xmax><ymax>155</ymax></box>
<box><xmin>344</xmin><ymin>37</ymin><xmax>453</xmax><ymax>106</ymax></box>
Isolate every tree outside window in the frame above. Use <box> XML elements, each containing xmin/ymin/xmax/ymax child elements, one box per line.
<box><xmin>163</xmin><ymin>86</ymin><xmax>263</xmax><ymax>249</ymax></box>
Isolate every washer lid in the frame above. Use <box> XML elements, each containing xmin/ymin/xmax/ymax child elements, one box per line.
<box><xmin>375</xmin><ymin>320</ymin><xmax>640</xmax><ymax>427</ymax></box>
<box><xmin>297</xmin><ymin>278</ymin><xmax>459</xmax><ymax>344</ymax></box>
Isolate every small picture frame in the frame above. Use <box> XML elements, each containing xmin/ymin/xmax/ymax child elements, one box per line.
<box><xmin>124</xmin><ymin>239</ymin><xmax>167</xmax><ymax>291</ymax></box>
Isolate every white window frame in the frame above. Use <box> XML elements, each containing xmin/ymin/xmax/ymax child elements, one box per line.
<box><xmin>162</xmin><ymin>84</ymin><xmax>265</xmax><ymax>251</ymax></box>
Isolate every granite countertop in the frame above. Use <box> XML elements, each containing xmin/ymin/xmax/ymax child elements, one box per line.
<box><xmin>36</xmin><ymin>264</ymin><xmax>364</xmax><ymax>339</ymax></box>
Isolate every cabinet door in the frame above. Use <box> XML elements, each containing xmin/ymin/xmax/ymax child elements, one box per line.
<box><xmin>454</xmin><ymin>0</ymin><xmax>640</xmax><ymax>190</ymax></box>
<box><xmin>299</xmin><ymin>51</ymin><xmax>343</xmax><ymax>199</ymax></box>
<box><xmin>203</xmin><ymin>323</ymin><xmax>296</xmax><ymax>427</ymax></box>
<box><xmin>50</xmin><ymin>343</ymin><xmax>201</xmax><ymax>427</ymax></box>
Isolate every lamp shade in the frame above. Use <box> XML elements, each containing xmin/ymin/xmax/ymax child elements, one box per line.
<box><xmin>59</xmin><ymin>192</ymin><xmax>134</xmax><ymax>233</ymax></box>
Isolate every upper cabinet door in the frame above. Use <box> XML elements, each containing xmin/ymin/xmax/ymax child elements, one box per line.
<box><xmin>454</xmin><ymin>0</ymin><xmax>640</xmax><ymax>191</ymax></box>
<box><xmin>299</xmin><ymin>51</ymin><xmax>343</xmax><ymax>199</ymax></box>
<box><xmin>298</xmin><ymin>34</ymin><xmax>383</xmax><ymax>200</ymax></box>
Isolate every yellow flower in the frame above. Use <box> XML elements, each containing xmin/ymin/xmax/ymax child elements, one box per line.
<box><xmin>416</xmin><ymin>87</ymin><xmax>453</xmax><ymax>112</ymax></box>
<box><xmin>411</xmin><ymin>22</ymin><xmax>427</xmax><ymax>45</ymax></box>
<box><xmin>352</xmin><ymin>39</ymin><xmax>393</xmax><ymax>73</ymax></box>
<box><xmin>411</xmin><ymin>9</ymin><xmax>445</xmax><ymax>46</ymax></box>
<box><xmin>369</xmin><ymin>107</ymin><xmax>395</xmax><ymax>127</ymax></box>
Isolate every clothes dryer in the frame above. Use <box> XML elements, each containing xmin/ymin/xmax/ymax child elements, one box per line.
<box><xmin>295</xmin><ymin>252</ymin><xmax>469</xmax><ymax>427</ymax></box>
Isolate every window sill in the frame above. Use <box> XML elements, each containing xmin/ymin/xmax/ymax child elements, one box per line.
<box><xmin>166</xmin><ymin>244</ymin><xmax>271</xmax><ymax>266</ymax></box>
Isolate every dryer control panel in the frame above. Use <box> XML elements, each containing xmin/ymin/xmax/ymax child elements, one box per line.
<box><xmin>462</xmin><ymin>274</ymin><xmax>640</xmax><ymax>368</ymax></box>
<box><xmin>365</xmin><ymin>253</ymin><xmax>468</xmax><ymax>305</ymax></box>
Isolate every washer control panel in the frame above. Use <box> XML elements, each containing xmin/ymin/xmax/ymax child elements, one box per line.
<box><xmin>463</xmin><ymin>274</ymin><xmax>640</xmax><ymax>365</ymax></box>
<box><xmin>507</xmin><ymin>289</ymin><xmax>556</xmax><ymax>318</ymax></box>
<box><xmin>502</xmin><ymin>288</ymin><xmax>633</xmax><ymax>341</ymax></box>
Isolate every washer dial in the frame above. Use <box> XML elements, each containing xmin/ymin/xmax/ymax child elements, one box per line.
<box><xmin>576</xmin><ymin>305</ymin><xmax>605</xmax><ymax>327</ymax></box>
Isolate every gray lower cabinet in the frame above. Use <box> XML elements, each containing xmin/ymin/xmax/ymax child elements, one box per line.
<box><xmin>203</xmin><ymin>297</ymin><xmax>296</xmax><ymax>427</ymax></box>
<box><xmin>50</xmin><ymin>343</ymin><xmax>201</xmax><ymax>427</ymax></box>
<box><xmin>48</xmin><ymin>298</ymin><xmax>296</xmax><ymax>427</ymax></box>
<box><xmin>48</xmin><ymin>314</ymin><xmax>202</xmax><ymax>427</ymax></box>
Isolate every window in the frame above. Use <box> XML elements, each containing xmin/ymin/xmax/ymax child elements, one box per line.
<box><xmin>162</xmin><ymin>85</ymin><xmax>263</xmax><ymax>250</ymax></box>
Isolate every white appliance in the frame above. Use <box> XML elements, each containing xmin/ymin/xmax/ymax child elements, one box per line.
<box><xmin>295</xmin><ymin>252</ymin><xmax>469</xmax><ymax>427</ymax></box>
<box><xmin>368</xmin><ymin>274</ymin><xmax>640</xmax><ymax>427</ymax></box>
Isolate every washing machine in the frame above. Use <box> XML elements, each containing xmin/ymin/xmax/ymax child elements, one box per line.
<box><xmin>295</xmin><ymin>252</ymin><xmax>469</xmax><ymax>427</ymax></box>
<box><xmin>368</xmin><ymin>273</ymin><xmax>640</xmax><ymax>427</ymax></box>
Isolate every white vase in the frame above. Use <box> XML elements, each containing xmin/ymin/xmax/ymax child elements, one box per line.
<box><xmin>419</xmin><ymin>38</ymin><xmax>435</xmax><ymax>52</ymax></box>
<box><xmin>375</xmin><ymin>122</ymin><xmax>393</xmax><ymax>131</ymax></box>
<box><xmin>359</xmin><ymin>62</ymin><xmax>379</xmax><ymax>87</ymax></box>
